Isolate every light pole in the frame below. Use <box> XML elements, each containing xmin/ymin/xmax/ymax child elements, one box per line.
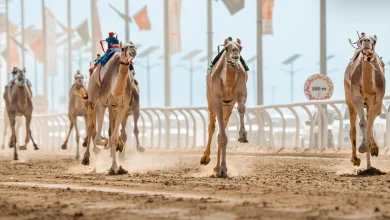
<box><xmin>282</xmin><ymin>54</ymin><xmax>301</xmax><ymax>103</ymax></box>
<box><xmin>137</xmin><ymin>46</ymin><xmax>159</xmax><ymax>107</ymax></box>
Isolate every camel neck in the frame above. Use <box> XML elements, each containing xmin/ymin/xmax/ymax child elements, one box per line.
<box><xmin>18</xmin><ymin>86</ymin><xmax>27</xmax><ymax>108</ymax></box>
<box><xmin>112</xmin><ymin>61</ymin><xmax>130</xmax><ymax>98</ymax></box>
<box><xmin>361</xmin><ymin>57</ymin><xmax>375</xmax><ymax>95</ymax></box>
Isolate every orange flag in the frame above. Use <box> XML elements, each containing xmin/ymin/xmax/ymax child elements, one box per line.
<box><xmin>169</xmin><ymin>0</ymin><xmax>181</xmax><ymax>55</ymax></box>
<box><xmin>29</xmin><ymin>37</ymin><xmax>43</xmax><ymax>62</ymax></box>
<box><xmin>262</xmin><ymin>0</ymin><xmax>274</xmax><ymax>35</ymax></box>
<box><xmin>133</xmin><ymin>6</ymin><xmax>151</xmax><ymax>30</ymax></box>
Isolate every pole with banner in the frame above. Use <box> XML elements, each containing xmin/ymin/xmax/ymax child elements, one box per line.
<box><xmin>41</xmin><ymin>0</ymin><xmax>47</xmax><ymax>96</ymax></box>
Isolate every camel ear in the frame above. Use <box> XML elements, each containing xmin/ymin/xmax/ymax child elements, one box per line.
<box><xmin>373</xmin><ymin>35</ymin><xmax>377</xmax><ymax>44</ymax></box>
<box><xmin>224</xmin><ymin>38</ymin><xmax>229</xmax><ymax>46</ymax></box>
<box><xmin>129</xmin><ymin>41</ymin><xmax>133</xmax><ymax>45</ymax></box>
<box><xmin>120</xmin><ymin>41</ymin><xmax>123</xmax><ymax>48</ymax></box>
<box><xmin>236</xmin><ymin>38</ymin><xmax>241</xmax><ymax>45</ymax></box>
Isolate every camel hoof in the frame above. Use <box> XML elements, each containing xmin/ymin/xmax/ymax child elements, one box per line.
<box><xmin>75</xmin><ymin>154</ymin><xmax>80</xmax><ymax>160</ymax></box>
<box><xmin>108</xmin><ymin>168</ymin><xmax>116</xmax><ymax>175</ymax></box>
<box><xmin>116</xmin><ymin>140</ymin><xmax>124</xmax><ymax>152</ymax></box>
<box><xmin>14</xmin><ymin>155</ymin><xmax>18</xmax><ymax>160</ymax></box>
<box><xmin>358</xmin><ymin>141</ymin><xmax>369</xmax><ymax>153</ymax></box>
<box><xmin>371</xmin><ymin>144</ymin><xmax>379</xmax><ymax>157</ymax></box>
<box><xmin>9</xmin><ymin>142</ymin><xmax>14</xmax><ymax>148</ymax></box>
<box><xmin>238</xmin><ymin>138</ymin><xmax>249</xmax><ymax>143</ymax></box>
<box><xmin>81</xmin><ymin>157</ymin><xmax>89</xmax><ymax>166</ymax></box>
<box><xmin>102</xmin><ymin>137</ymin><xmax>109</xmax><ymax>146</ymax></box>
<box><xmin>82</xmin><ymin>140</ymin><xmax>87</xmax><ymax>147</ymax></box>
<box><xmin>200</xmin><ymin>155</ymin><xmax>211</xmax><ymax>165</ymax></box>
<box><xmin>213</xmin><ymin>166</ymin><xmax>220</xmax><ymax>173</ymax></box>
<box><xmin>351</xmin><ymin>156</ymin><xmax>361</xmax><ymax>166</ymax></box>
<box><xmin>33</xmin><ymin>144</ymin><xmax>39</xmax><ymax>150</ymax></box>
<box><xmin>137</xmin><ymin>146</ymin><xmax>145</xmax><ymax>153</ymax></box>
<box><xmin>61</xmin><ymin>143</ymin><xmax>67</xmax><ymax>150</ymax></box>
<box><xmin>19</xmin><ymin>146</ymin><xmax>27</xmax><ymax>151</ymax></box>
<box><xmin>117</xmin><ymin>166</ymin><xmax>128</xmax><ymax>175</ymax></box>
<box><xmin>217</xmin><ymin>167</ymin><xmax>228</xmax><ymax>178</ymax></box>
<box><xmin>93</xmin><ymin>147</ymin><xmax>100</xmax><ymax>154</ymax></box>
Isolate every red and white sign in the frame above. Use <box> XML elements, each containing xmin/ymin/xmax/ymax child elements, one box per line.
<box><xmin>304</xmin><ymin>74</ymin><xmax>333</xmax><ymax>100</ymax></box>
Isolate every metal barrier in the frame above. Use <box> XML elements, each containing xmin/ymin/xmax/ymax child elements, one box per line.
<box><xmin>1</xmin><ymin>97</ymin><xmax>390</xmax><ymax>151</ymax></box>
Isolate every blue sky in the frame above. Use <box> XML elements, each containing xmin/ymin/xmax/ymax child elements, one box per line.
<box><xmin>1</xmin><ymin>0</ymin><xmax>390</xmax><ymax>111</ymax></box>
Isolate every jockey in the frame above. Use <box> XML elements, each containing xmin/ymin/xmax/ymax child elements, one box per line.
<box><xmin>101</xmin><ymin>32</ymin><xmax>119</xmax><ymax>53</ymax></box>
<box><xmin>208</xmin><ymin>37</ymin><xmax>249</xmax><ymax>72</ymax></box>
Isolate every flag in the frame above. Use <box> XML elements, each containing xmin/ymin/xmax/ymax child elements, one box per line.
<box><xmin>92</xmin><ymin>1</ymin><xmax>103</xmax><ymax>55</ymax></box>
<box><xmin>222</xmin><ymin>0</ymin><xmax>244</xmax><ymax>15</ymax></box>
<box><xmin>262</xmin><ymin>0</ymin><xmax>274</xmax><ymax>35</ymax></box>
<box><xmin>24</xmin><ymin>26</ymin><xmax>41</xmax><ymax>44</ymax></box>
<box><xmin>109</xmin><ymin>3</ymin><xmax>132</xmax><ymax>23</ymax></box>
<box><xmin>29</xmin><ymin>37</ymin><xmax>43</xmax><ymax>62</ymax></box>
<box><xmin>45</xmin><ymin>8</ymin><xmax>57</xmax><ymax>76</ymax></box>
<box><xmin>133</xmin><ymin>6</ymin><xmax>150</xmax><ymax>30</ymax></box>
<box><xmin>169</xmin><ymin>0</ymin><xmax>181</xmax><ymax>55</ymax></box>
<box><xmin>76</xmin><ymin>19</ymin><xmax>90</xmax><ymax>45</ymax></box>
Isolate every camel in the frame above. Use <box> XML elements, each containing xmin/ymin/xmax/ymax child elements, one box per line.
<box><xmin>108</xmin><ymin>78</ymin><xmax>145</xmax><ymax>162</ymax></box>
<box><xmin>2</xmin><ymin>110</ymin><xmax>22</xmax><ymax>149</ymax></box>
<box><xmin>61</xmin><ymin>73</ymin><xmax>88</xmax><ymax>160</ymax></box>
<box><xmin>344</xmin><ymin>34</ymin><xmax>385</xmax><ymax>170</ymax></box>
<box><xmin>81</xmin><ymin>42</ymin><xmax>137</xmax><ymax>174</ymax></box>
<box><xmin>200</xmin><ymin>38</ymin><xmax>248</xmax><ymax>178</ymax></box>
<box><xmin>4</xmin><ymin>69</ymin><xmax>38</xmax><ymax>160</ymax></box>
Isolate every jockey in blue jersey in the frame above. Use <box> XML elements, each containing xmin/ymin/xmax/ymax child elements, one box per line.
<box><xmin>90</xmin><ymin>32</ymin><xmax>135</xmax><ymax>75</ymax></box>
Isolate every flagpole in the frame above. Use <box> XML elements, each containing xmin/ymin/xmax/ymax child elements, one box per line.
<box><xmin>67</xmin><ymin>0</ymin><xmax>72</xmax><ymax>99</ymax></box>
<box><xmin>5</xmin><ymin>0</ymin><xmax>10</xmax><ymax>81</ymax></box>
<box><xmin>207</xmin><ymin>0</ymin><xmax>212</xmax><ymax>65</ymax></box>
<box><xmin>164</xmin><ymin>0</ymin><xmax>170</xmax><ymax>107</ymax></box>
<box><xmin>42</xmin><ymin>0</ymin><xmax>47</xmax><ymax>97</ymax></box>
<box><xmin>91</xmin><ymin>0</ymin><xmax>96</xmax><ymax>61</ymax></box>
<box><xmin>125</xmin><ymin>0</ymin><xmax>129</xmax><ymax>42</ymax></box>
<box><xmin>256</xmin><ymin>0</ymin><xmax>263</xmax><ymax>106</ymax></box>
<box><xmin>21</xmin><ymin>0</ymin><xmax>25</xmax><ymax>68</ymax></box>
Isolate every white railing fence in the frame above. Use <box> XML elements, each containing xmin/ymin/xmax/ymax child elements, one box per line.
<box><xmin>1</xmin><ymin>97</ymin><xmax>390</xmax><ymax>151</ymax></box>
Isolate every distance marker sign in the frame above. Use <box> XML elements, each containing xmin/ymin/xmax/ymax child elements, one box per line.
<box><xmin>304</xmin><ymin>74</ymin><xmax>334</xmax><ymax>100</ymax></box>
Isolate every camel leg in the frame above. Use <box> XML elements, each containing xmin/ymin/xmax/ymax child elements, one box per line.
<box><xmin>212</xmin><ymin>95</ymin><xmax>228</xmax><ymax>178</ymax></box>
<box><xmin>74</xmin><ymin>117</ymin><xmax>81</xmax><ymax>160</ymax></box>
<box><xmin>200</xmin><ymin>86</ymin><xmax>216</xmax><ymax>166</ymax></box>
<box><xmin>351</xmin><ymin>97</ymin><xmax>369</xmax><ymax>154</ymax></box>
<box><xmin>348</xmin><ymin>105</ymin><xmax>360</xmax><ymax>166</ymax></box>
<box><xmin>118</xmin><ymin>114</ymin><xmax>129</xmax><ymax>163</ymax></box>
<box><xmin>20</xmin><ymin>115</ymin><xmax>32</xmax><ymax>150</ymax></box>
<box><xmin>29</xmin><ymin>129</ymin><xmax>38</xmax><ymax>150</ymax></box>
<box><xmin>133</xmin><ymin>107</ymin><xmax>145</xmax><ymax>152</ymax></box>
<box><xmin>109</xmin><ymin>106</ymin><xmax>129</xmax><ymax>174</ymax></box>
<box><xmin>94</xmin><ymin>103</ymin><xmax>106</xmax><ymax>151</ymax></box>
<box><xmin>62</xmin><ymin>116</ymin><xmax>74</xmax><ymax>150</ymax></box>
<box><xmin>367</xmin><ymin>103</ymin><xmax>381</xmax><ymax>162</ymax></box>
<box><xmin>82</xmin><ymin>103</ymin><xmax>96</xmax><ymax>165</ymax></box>
<box><xmin>82</xmin><ymin>115</ymin><xmax>88</xmax><ymax>147</ymax></box>
<box><xmin>236</xmin><ymin>91</ymin><xmax>248</xmax><ymax>143</ymax></box>
<box><xmin>8</xmin><ymin>112</ymin><xmax>17</xmax><ymax>160</ymax></box>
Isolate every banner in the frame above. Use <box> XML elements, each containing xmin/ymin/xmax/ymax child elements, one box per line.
<box><xmin>45</xmin><ymin>8</ymin><xmax>57</xmax><ymax>76</ymax></box>
<box><xmin>262</xmin><ymin>0</ymin><xmax>274</xmax><ymax>35</ymax></box>
<box><xmin>133</xmin><ymin>6</ymin><xmax>150</xmax><ymax>30</ymax></box>
<box><xmin>222</xmin><ymin>0</ymin><xmax>244</xmax><ymax>15</ymax></box>
<box><xmin>76</xmin><ymin>19</ymin><xmax>90</xmax><ymax>45</ymax></box>
<box><xmin>168</xmin><ymin>0</ymin><xmax>181</xmax><ymax>55</ymax></box>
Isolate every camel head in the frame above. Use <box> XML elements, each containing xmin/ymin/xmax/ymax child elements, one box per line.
<box><xmin>119</xmin><ymin>41</ymin><xmax>137</xmax><ymax>64</ymax></box>
<box><xmin>16</xmin><ymin>69</ymin><xmax>25</xmax><ymax>82</ymax></box>
<box><xmin>74</xmin><ymin>72</ymin><xmax>84</xmax><ymax>88</ymax></box>
<box><xmin>224</xmin><ymin>38</ymin><xmax>242</xmax><ymax>61</ymax></box>
<box><xmin>359</xmin><ymin>34</ymin><xmax>377</xmax><ymax>56</ymax></box>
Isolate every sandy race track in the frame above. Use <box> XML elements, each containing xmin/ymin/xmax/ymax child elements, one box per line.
<box><xmin>1</xmin><ymin>147</ymin><xmax>390</xmax><ymax>220</ymax></box>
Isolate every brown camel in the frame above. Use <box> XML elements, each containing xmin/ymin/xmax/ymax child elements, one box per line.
<box><xmin>200</xmin><ymin>38</ymin><xmax>248</xmax><ymax>178</ymax></box>
<box><xmin>4</xmin><ymin>69</ymin><xmax>38</xmax><ymax>160</ymax></box>
<box><xmin>82</xmin><ymin>42</ymin><xmax>136</xmax><ymax>174</ymax></box>
<box><xmin>344</xmin><ymin>34</ymin><xmax>385</xmax><ymax>170</ymax></box>
<box><xmin>61</xmin><ymin>73</ymin><xmax>88</xmax><ymax>160</ymax></box>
